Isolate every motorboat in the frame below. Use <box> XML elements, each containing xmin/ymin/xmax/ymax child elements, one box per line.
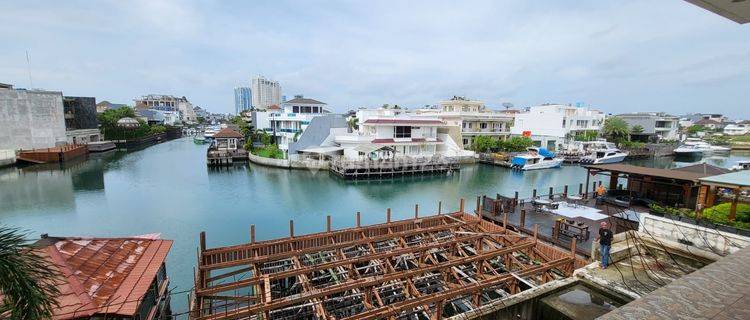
<box><xmin>193</xmin><ymin>136</ymin><xmax>207</xmax><ymax>144</ymax></box>
<box><xmin>203</xmin><ymin>127</ymin><xmax>219</xmax><ymax>139</ymax></box>
<box><xmin>674</xmin><ymin>138</ymin><xmax>729</xmax><ymax>158</ymax></box>
<box><xmin>730</xmin><ymin>160</ymin><xmax>750</xmax><ymax>171</ymax></box>
<box><xmin>580</xmin><ymin>145</ymin><xmax>628</xmax><ymax>164</ymax></box>
<box><xmin>511</xmin><ymin>147</ymin><xmax>564</xmax><ymax>170</ymax></box>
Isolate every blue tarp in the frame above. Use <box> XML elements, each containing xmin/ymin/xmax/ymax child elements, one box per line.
<box><xmin>511</xmin><ymin>156</ymin><xmax>527</xmax><ymax>166</ymax></box>
<box><xmin>538</xmin><ymin>148</ymin><xmax>555</xmax><ymax>158</ymax></box>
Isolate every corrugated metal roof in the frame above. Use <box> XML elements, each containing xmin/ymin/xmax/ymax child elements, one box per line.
<box><xmin>33</xmin><ymin>236</ymin><xmax>172</xmax><ymax>319</ymax></box>
<box><xmin>674</xmin><ymin>163</ymin><xmax>730</xmax><ymax>176</ymax></box>
<box><xmin>583</xmin><ymin>164</ymin><xmax>713</xmax><ymax>182</ymax></box>
<box><xmin>699</xmin><ymin>170</ymin><xmax>750</xmax><ymax>188</ymax></box>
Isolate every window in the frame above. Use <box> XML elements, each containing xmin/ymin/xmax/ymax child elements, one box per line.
<box><xmin>480</xmin><ymin>123</ymin><xmax>487</xmax><ymax>129</ymax></box>
<box><xmin>562</xmin><ymin>119</ymin><xmax>566</xmax><ymax>127</ymax></box>
<box><xmin>293</xmin><ymin>106</ymin><xmax>299</xmax><ymax>113</ymax></box>
<box><xmin>394</xmin><ymin>126</ymin><xmax>412</xmax><ymax>138</ymax></box>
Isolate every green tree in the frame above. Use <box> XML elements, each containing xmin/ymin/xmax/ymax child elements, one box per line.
<box><xmin>196</xmin><ymin>116</ymin><xmax>205</xmax><ymax>124</ymax></box>
<box><xmin>630</xmin><ymin>125</ymin><xmax>644</xmax><ymax>135</ymax></box>
<box><xmin>229</xmin><ymin>116</ymin><xmax>250</xmax><ymax>137</ymax></box>
<box><xmin>347</xmin><ymin>117</ymin><xmax>359</xmax><ymax>132</ymax></box>
<box><xmin>501</xmin><ymin>136</ymin><xmax>534</xmax><ymax>152</ymax></box>
<box><xmin>471</xmin><ymin>135</ymin><xmax>498</xmax><ymax>152</ymax></box>
<box><xmin>0</xmin><ymin>226</ymin><xmax>60</xmax><ymax>319</ymax></box>
<box><xmin>603</xmin><ymin>117</ymin><xmax>630</xmax><ymax>143</ymax></box>
<box><xmin>574</xmin><ymin>130</ymin><xmax>599</xmax><ymax>141</ymax></box>
<box><xmin>688</xmin><ymin>125</ymin><xmax>706</xmax><ymax>135</ymax></box>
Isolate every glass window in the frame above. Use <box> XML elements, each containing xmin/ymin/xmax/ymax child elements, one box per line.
<box><xmin>293</xmin><ymin>106</ymin><xmax>299</xmax><ymax>113</ymax></box>
<box><xmin>394</xmin><ymin>126</ymin><xmax>412</xmax><ymax>138</ymax></box>
<box><xmin>480</xmin><ymin>123</ymin><xmax>487</xmax><ymax>129</ymax></box>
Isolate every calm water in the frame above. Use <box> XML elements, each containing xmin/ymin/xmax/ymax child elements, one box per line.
<box><xmin>1</xmin><ymin>138</ymin><xmax>747</xmax><ymax>312</ymax></box>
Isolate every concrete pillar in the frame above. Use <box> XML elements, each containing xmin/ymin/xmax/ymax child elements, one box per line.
<box><xmin>438</xmin><ymin>201</ymin><xmax>442</xmax><ymax>215</ymax></box>
<box><xmin>356</xmin><ymin>212</ymin><xmax>361</xmax><ymax>227</ymax></box>
<box><xmin>326</xmin><ymin>215</ymin><xmax>332</xmax><ymax>232</ymax></box>
<box><xmin>415</xmin><ymin>204</ymin><xmax>419</xmax><ymax>218</ymax></box>
<box><xmin>289</xmin><ymin>220</ymin><xmax>295</xmax><ymax>238</ymax></box>
<box><xmin>250</xmin><ymin>225</ymin><xmax>255</xmax><ymax>244</ymax></box>
<box><xmin>387</xmin><ymin>208</ymin><xmax>391</xmax><ymax>223</ymax></box>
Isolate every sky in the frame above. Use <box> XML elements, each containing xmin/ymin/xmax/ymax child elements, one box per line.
<box><xmin>1</xmin><ymin>0</ymin><xmax>748</xmax><ymax>118</ymax></box>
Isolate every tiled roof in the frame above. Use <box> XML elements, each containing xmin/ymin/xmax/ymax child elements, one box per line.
<box><xmin>34</xmin><ymin>235</ymin><xmax>172</xmax><ymax>319</ymax></box>
<box><xmin>694</xmin><ymin>118</ymin><xmax>721</xmax><ymax>125</ymax></box>
<box><xmin>213</xmin><ymin>128</ymin><xmax>244</xmax><ymax>138</ymax></box>
<box><xmin>363</xmin><ymin>119</ymin><xmax>445</xmax><ymax>125</ymax></box>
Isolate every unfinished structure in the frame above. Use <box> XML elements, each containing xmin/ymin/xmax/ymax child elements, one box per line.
<box><xmin>191</xmin><ymin>202</ymin><xmax>587</xmax><ymax>320</ymax></box>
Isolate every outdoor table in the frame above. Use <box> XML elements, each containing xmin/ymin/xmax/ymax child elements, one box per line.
<box><xmin>567</xmin><ymin>195</ymin><xmax>583</xmax><ymax>207</ymax></box>
<box><xmin>532</xmin><ymin>198</ymin><xmax>552</xmax><ymax>212</ymax></box>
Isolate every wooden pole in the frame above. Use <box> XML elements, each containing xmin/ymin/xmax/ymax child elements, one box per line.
<box><xmin>415</xmin><ymin>204</ymin><xmax>419</xmax><ymax>218</ymax></box>
<box><xmin>289</xmin><ymin>220</ymin><xmax>295</xmax><ymax>238</ymax></box>
<box><xmin>564</xmin><ymin>185</ymin><xmax>568</xmax><ymax>198</ymax></box>
<box><xmin>533</xmin><ymin>189</ymin><xmax>537</xmax><ymax>198</ymax></box>
<box><xmin>250</xmin><ymin>225</ymin><xmax>255</xmax><ymax>244</ymax></box>
<box><xmin>579</xmin><ymin>183</ymin><xmax>583</xmax><ymax>196</ymax></box>
<box><xmin>520</xmin><ymin>209</ymin><xmax>526</xmax><ymax>229</ymax></box>
<box><xmin>356</xmin><ymin>211</ymin><xmax>361</xmax><ymax>227</ymax></box>
<box><xmin>503</xmin><ymin>211</ymin><xmax>509</xmax><ymax>231</ymax></box>
<box><xmin>387</xmin><ymin>208</ymin><xmax>391</xmax><ymax>223</ymax></box>
<box><xmin>438</xmin><ymin>201</ymin><xmax>442</xmax><ymax>215</ymax></box>
<box><xmin>584</xmin><ymin>168</ymin><xmax>591</xmax><ymax>198</ymax></box>
<box><xmin>326</xmin><ymin>215</ymin><xmax>332</xmax><ymax>232</ymax></box>
<box><xmin>199</xmin><ymin>231</ymin><xmax>206</xmax><ymax>252</ymax></box>
<box><xmin>459</xmin><ymin>198</ymin><xmax>465</xmax><ymax>213</ymax></box>
<box><xmin>549</xmin><ymin>187</ymin><xmax>554</xmax><ymax>200</ymax></box>
<box><xmin>571</xmin><ymin>237</ymin><xmax>577</xmax><ymax>257</ymax></box>
<box><xmin>534</xmin><ymin>224</ymin><xmax>539</xmax><ymax>243</ymax></box>
<box><xmin>476</xmin><ymin>196</ymin><xmax>481</xmax><ymax>216</ymax></box>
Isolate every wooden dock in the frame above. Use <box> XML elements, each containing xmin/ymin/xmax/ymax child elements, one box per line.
<box><xmin>206</xmin><ymin>148</ymin><xmax>249</xmax><ymax>166</ymax></box>
<box><xmin>16</xmin><ymin>145</ymin><xmax>88</xmax><ymax>164</ymax></box>
<box><xmin>330</xmin><ymin>157</ymin><xmax>460</xmax><ymax>180</ymax></box>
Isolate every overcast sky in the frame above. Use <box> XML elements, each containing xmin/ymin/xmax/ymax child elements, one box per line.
<box><xmin>1</xmin><ymin>0</ymin><xmax>748</xmax><ymax>118</ymax></box>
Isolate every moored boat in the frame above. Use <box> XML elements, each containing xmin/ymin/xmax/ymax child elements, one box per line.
<box><xmin>511</xmin><ymin>147</ymin><xmax>564</xmax><ymax>170</ymax></box>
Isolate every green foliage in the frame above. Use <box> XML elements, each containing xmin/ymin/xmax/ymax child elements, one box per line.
<box><xmin>687</xmin><ymin>125</ymin><xmax>706</xmax><ymax>135</ymax></box>
<box><xmin>252</xmin><ymin>144</ymin><xmax>284</xmax><ymax>159</ymax></box>
<box><xmin>472</xmin><ymin>136</ymin><xmax>534</xmax><ymax>153</ymax></box>
<box><xmin>729</xmin><ymin>135</ymin><xmax>750</xmax><ymax>143</ymax></box>
<box><xmin>650</xmin><ymin>203</ymin><xmax>750</xmax><ymax>230</ymax></box>
<box><xmin>704</xmin><ymin>135</ymin><xmax>730</xmax><ymax>146</ymax></box>
<box><xmin>229</xmin><ymin>116</ymin><xmax>250</xmax><ymax>137</ymax></box>
<box><xmin>0</xmin><ymin>226</ymin><xmax>61</xmax><ymax>319</ymax></box>
<box><xmin>347</xmin><ymin>117</ymin><xmax>359</xmax><ymax>132</ymax></box>
<box><xmin>148</xmin><ymin>124</ymin><xmax>167</xmax><ymax>135</ymax></box>
<box><xmin>196</xmin><ymin>116</ymin><xmax>206</xmax><ymax>124</ymax></box>
<box><xmin>259</xmin><ymin>131</ymin><xmax>273</xmax><ymax>145</ymax></box>
<box><xmin>97</xmin><ymin>107</ymin><xmax>136</xmax><ymax>128</ymax></box>
<box><xmin>620</xmin><ymin>140</ymin><xmax>646</xmax><ymax>149</ymax></box>
<box><xmin>630</xmin><ymin>125</ymin><xmax>644</xmax><ymax>134</ymax></box>
<box><xmin>603</xmin><ymin>117</ymin><xmax>629</xmax><ymax>143</ymax></box>
<box><xmin>574</xmin><ymin>130</ymin><xmax>599</xmax><ymax>141</ymax></box>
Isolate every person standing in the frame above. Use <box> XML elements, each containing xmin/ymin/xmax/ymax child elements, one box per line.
<box><xmin>597</xmin><ymin>221</ymin><xmax>613</xmax><ymax>269</ymax></box>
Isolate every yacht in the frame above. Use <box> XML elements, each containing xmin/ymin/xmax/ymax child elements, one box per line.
<box><xmin>730</xmin><ymin>160</ymin><xmax>750</xmax><ymax>171</ymax></box>
<box><xmin>193</xmin><ymin>136</ymin><xmax>207</xmax><ymax>144</ymax></box>
<box><xmin>203</xmin><ymin>127</ymin><xmax>220</xmax><ymax>139</ymax></box>
<box><xmin>674</xmin><ymin>138</ymin><xmax>730</xmax><ymax>158</ymax></box>
<box><xmin>511</xmin><ymin>147</ymin><xmax>564</xmax><ymax>170</ymax></box>
<box><xmin>579</xmin><ymin>142</ymin><xmax>629</xmax><ymax>164</ymax></box>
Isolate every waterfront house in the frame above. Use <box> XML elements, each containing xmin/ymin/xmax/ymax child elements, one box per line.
<box><xmin>252</xmin><ymin>95</ymin><xmax>330</xmax><ymax>152</ymax></box>
<box><xmin>414</xmin><ymin>96</ymin><xmax>514</xmax><ymax>148</ymax></box>
<box><xmin>207</xmin><ymin>127</ymin><xmax>248</xmax><ymax>166</ymax></box>
<box><xmin>724</xmin><ymin>122</ymin><xmax>750</xmax><ymax>136</ymax></box>
<box><xmin>334</xmin><ymin>112</ymin><xmax>467</xmax><ymax>160</ymax></box>
<box><xmin>33</xmin><ymin>234</ymin><xmax>173</xmax><ymax>320</ymax></box>
<box><xmin>616</xmin><ymin>112</ymin><xmax>679</xmax><ymax>141</ymax></box>
<box><xmin>510</xmin><ymin>104</ymin><xmax>605</xmax><ymax>151</ymax></box>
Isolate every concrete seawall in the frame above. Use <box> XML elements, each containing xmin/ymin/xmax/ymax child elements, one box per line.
<box><xmin>248</xmin><ymin>153</ymin><xmax>330</xmax><ymax>170</ymax></box>
<box><xmin>0</xmin><ymin>149</ymin><xmax>16</xmax><ymax>167</ymax></box>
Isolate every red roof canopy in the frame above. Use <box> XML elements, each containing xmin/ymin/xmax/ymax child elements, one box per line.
<box><xmin>213</xmin><ymin>127</ymin><xmax>244</xmax><ymax>138</ymax></box>
<box><xmin>34</xmin><ymin>236</ymin><xmax>172</xmax><ymax>319</ymax></box>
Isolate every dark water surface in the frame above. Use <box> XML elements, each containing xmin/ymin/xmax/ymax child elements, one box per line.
<box><xmin>1</xmin><ymin>138</ymin><xmax>747</xmax><ymax>312</ymax></box>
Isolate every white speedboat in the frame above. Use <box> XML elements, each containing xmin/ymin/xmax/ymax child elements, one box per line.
<box><xmin>730</xmin><ymin>160</ymin><xmax>750</xmax><ymax>171</ymax></box>
<box><xmin>203</xmin><ymin>127</ymin><xmax>219</xmax><ymax>139</ymax></box>
<box><xmin>579</xmin><ymin>142</ymin><xmax>628</xmax><ymax>164</ymax></box>
<box><xmin>511</xmin><ymin>148</ymin><xmax>564</xmax><ymax>170</ymax></box>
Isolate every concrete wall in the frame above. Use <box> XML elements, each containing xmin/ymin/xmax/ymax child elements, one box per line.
<box><xmin>639</xmin><ymin>214</ymin><xmax>749</xmax><ymax>257</ymax></box>
<box><xmin>0</xmin><ymin>149</ymin><xmax>15</xmax><ymax>167</ymax></box>
<box><xmin>0</xmin><ymin>88</ymin><xmax>67</xmax><ymax>150</ymax></box>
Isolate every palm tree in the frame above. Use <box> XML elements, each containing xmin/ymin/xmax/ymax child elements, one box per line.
<box><xmin>631</xmin><ymin>125</ymin><xmax>644</xmax><ymax>135</ymax></box>
<box><xmin>347</xmin><ymin>117</ymin><xmax>359</xmax><ymax>133</ymax></box>
<box><xmin>0</xmin><ymin>226</ymin><xmax>60</xmax><ymax>319</ymax></box>
<box><xmin>603</xmin><ymin>117</ymin><xmax>630</xmax><ymax>143</ymax></box>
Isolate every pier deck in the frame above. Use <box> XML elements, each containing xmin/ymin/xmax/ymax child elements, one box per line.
<box><xmin>192</xmin><ymin>207</ymin><xmax>587</xmax><ymax>320</ymax></box>
<box><xmin>207</xmin><ymin>149</ymin><xmax>249</xmax><ymax>166</ymax></box>
<box><xmin>330</xmin><ymin>157</ymin><xmax>460</xmax><ymax>180</ymax></box>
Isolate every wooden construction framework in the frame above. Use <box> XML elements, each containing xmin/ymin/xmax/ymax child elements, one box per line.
<box><xmin>192</xmin><ymin>203</ymin><xmax>586</xmax><ymax>320</ymax></box>
<box><xmin>330</xmin><ymin>158</ymin><xmax>460</xmax><ymax>180</ymax></box>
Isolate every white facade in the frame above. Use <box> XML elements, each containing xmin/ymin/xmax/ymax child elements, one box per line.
<box><xmin>413</xmin><ymin>97</ymin><xmax>514</xmax><ymax>148</ymax></box>
<box><xmin>724</xmin><ymin>123</ymin><xmax>750</xmax><ymax>136</ymax></box>
<box><xmin>510</xmin><ymin>104</ymin><xmax>605</xmax><ymax>150</ymax></box>
<box><xmin>617</xmin><ymin>112</ymin><xmax>680</xmax><ymax>141</ymax></box>
<box><xmin>256</xmin><ymin>96</ymin><xmax>329</xmax><ymax>151</ymax></box>
<box><xmin>251</xmin><ymin>75</ymin><xmax>281</xmax><ymax>110</ymax></box>
<box><xmin>334</xmin><ymin>114</ymin><xmax>468</xmax><ymax>160</ymax></box>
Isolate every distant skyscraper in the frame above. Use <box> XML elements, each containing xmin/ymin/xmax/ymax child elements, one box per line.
<box><xmin>251</xmin><ymin>75</ymin><xmax>282</xmax><ymax>110</ymax></box>
<box><xmin>234</xmin><ymin>87</ymin><xmax>252</xmax><ymax>114</ymax></box>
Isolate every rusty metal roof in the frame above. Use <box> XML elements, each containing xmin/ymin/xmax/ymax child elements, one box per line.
<box><xmin>33</xmin><ymin>235</ymin><xmax>172</xmax><ymax>319</ymax></box>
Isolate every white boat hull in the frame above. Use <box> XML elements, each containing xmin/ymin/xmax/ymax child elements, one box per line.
<box><xmin>519</xmin><ymin>159</ymin><xmax>564</xmax><ymax>170</ymax></box>
<box><xmin>591</xmin><ymin>154</ymin><xmax>627</xmax><ymax>164</ymax></box>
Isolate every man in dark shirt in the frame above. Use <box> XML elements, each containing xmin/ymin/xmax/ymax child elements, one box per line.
<box><xmin>597</xmin><ymin>221</ymin><xmax>613</xmax><ymax>269</ymax></box>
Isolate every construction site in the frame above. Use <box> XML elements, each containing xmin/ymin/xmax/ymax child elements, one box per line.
<box><xmin>190</xmin><ymin>201</ymin><xmax>589</xmax><ymax>320</ymax></box>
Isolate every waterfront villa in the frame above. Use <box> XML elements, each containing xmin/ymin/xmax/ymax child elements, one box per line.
<box><xmin>207</xmin><ymin>127</ymin><xmax>247</xmax><ymax>166</ymax></box>
<box><xmin>510</xmin><ymin>104</ymin><xmax>605</xmax><ymax>151</ymax></box>
<box><xmin>724</xmin><ymin>121</ymin><xmax>750</xmax><ymax>136</ymax></box>
<box><xmin>33</xmin><ymin>234</ymin><xmax>173</xmax><ymax>320</ymax></box>
<box><xmin>251</xmin><ymin>95</ymin><xmax>330</xmax><ymax>152</ymax></box>
<box><xmin>333</xmin><ymin>111</ymin><xmax>467</xmax><ymax>160</ymax></box>
<box><xmin>616</xmin><ymin>112</ymin><xmax>680</xmax><ymax>141</ymax></box>
<box><xmin>413</xmin><ymin>96</ymin><xmax>514</xmax><ymax>148</ymax></box>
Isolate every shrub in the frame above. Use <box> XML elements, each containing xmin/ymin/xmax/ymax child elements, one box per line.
<box><xmin>253</xmin><ymin>144</ymin><xmax>284</xmax><ymax>159</ymax></box>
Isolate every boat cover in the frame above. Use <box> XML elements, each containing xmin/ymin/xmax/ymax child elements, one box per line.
<box><xmin>511</xmin><ymin>156</ymin><xmax>527</xmax><ymax>166</ymax></box>
<box><xmin>538</xmin><ymin>148</ymin><xmax>555</xmax><ymax>158</ymax></box>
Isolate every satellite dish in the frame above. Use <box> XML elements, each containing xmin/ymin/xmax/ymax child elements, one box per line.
<box><xmin>502</xmin><ymin>102</ymin><xmax>514</xmax><ymax>110</ymax></box>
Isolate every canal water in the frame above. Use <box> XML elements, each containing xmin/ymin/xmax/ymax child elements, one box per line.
<box><xmin>1</xmin><ymin>137</ymin><xmax>747</xmax><ymax>313</ymax></box>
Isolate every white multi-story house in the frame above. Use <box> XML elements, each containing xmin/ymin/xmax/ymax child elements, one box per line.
<box><xmin>414</xmin><ymin>96</ymin><xmax>513</xmax><ymax>148</ymax></box>
<box><xmin>724</xmin><ymin>122</ymin><xmax>750</xmax><ymax>136</ymax></box>
<box><xmin>134</xmin><ymin>94</ymin><xmax>197</xmax><ymax>123</ymax></box>
<box><xmin>251</xmin><ymin>75</ymin><xmax>281</xmax><ymax>110</ymax></box>
<box><xmin>617</xmin><ymin>112</ymin><xmax>679</xmax><ymax>141</ymax></box>
<box><xmin>333</xmin><ymin>111</ymin><xmax>468</xmax><ymax>160</ymax></box>
<box><xmin>510</xmin><ymin>104</ymin><xmax>605</xmax><ymax>150</ymax></box>
<box><xmin>254</xmin><ymin>95</ymin><xmax>330</xmax><ymax>151</ymax></box>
